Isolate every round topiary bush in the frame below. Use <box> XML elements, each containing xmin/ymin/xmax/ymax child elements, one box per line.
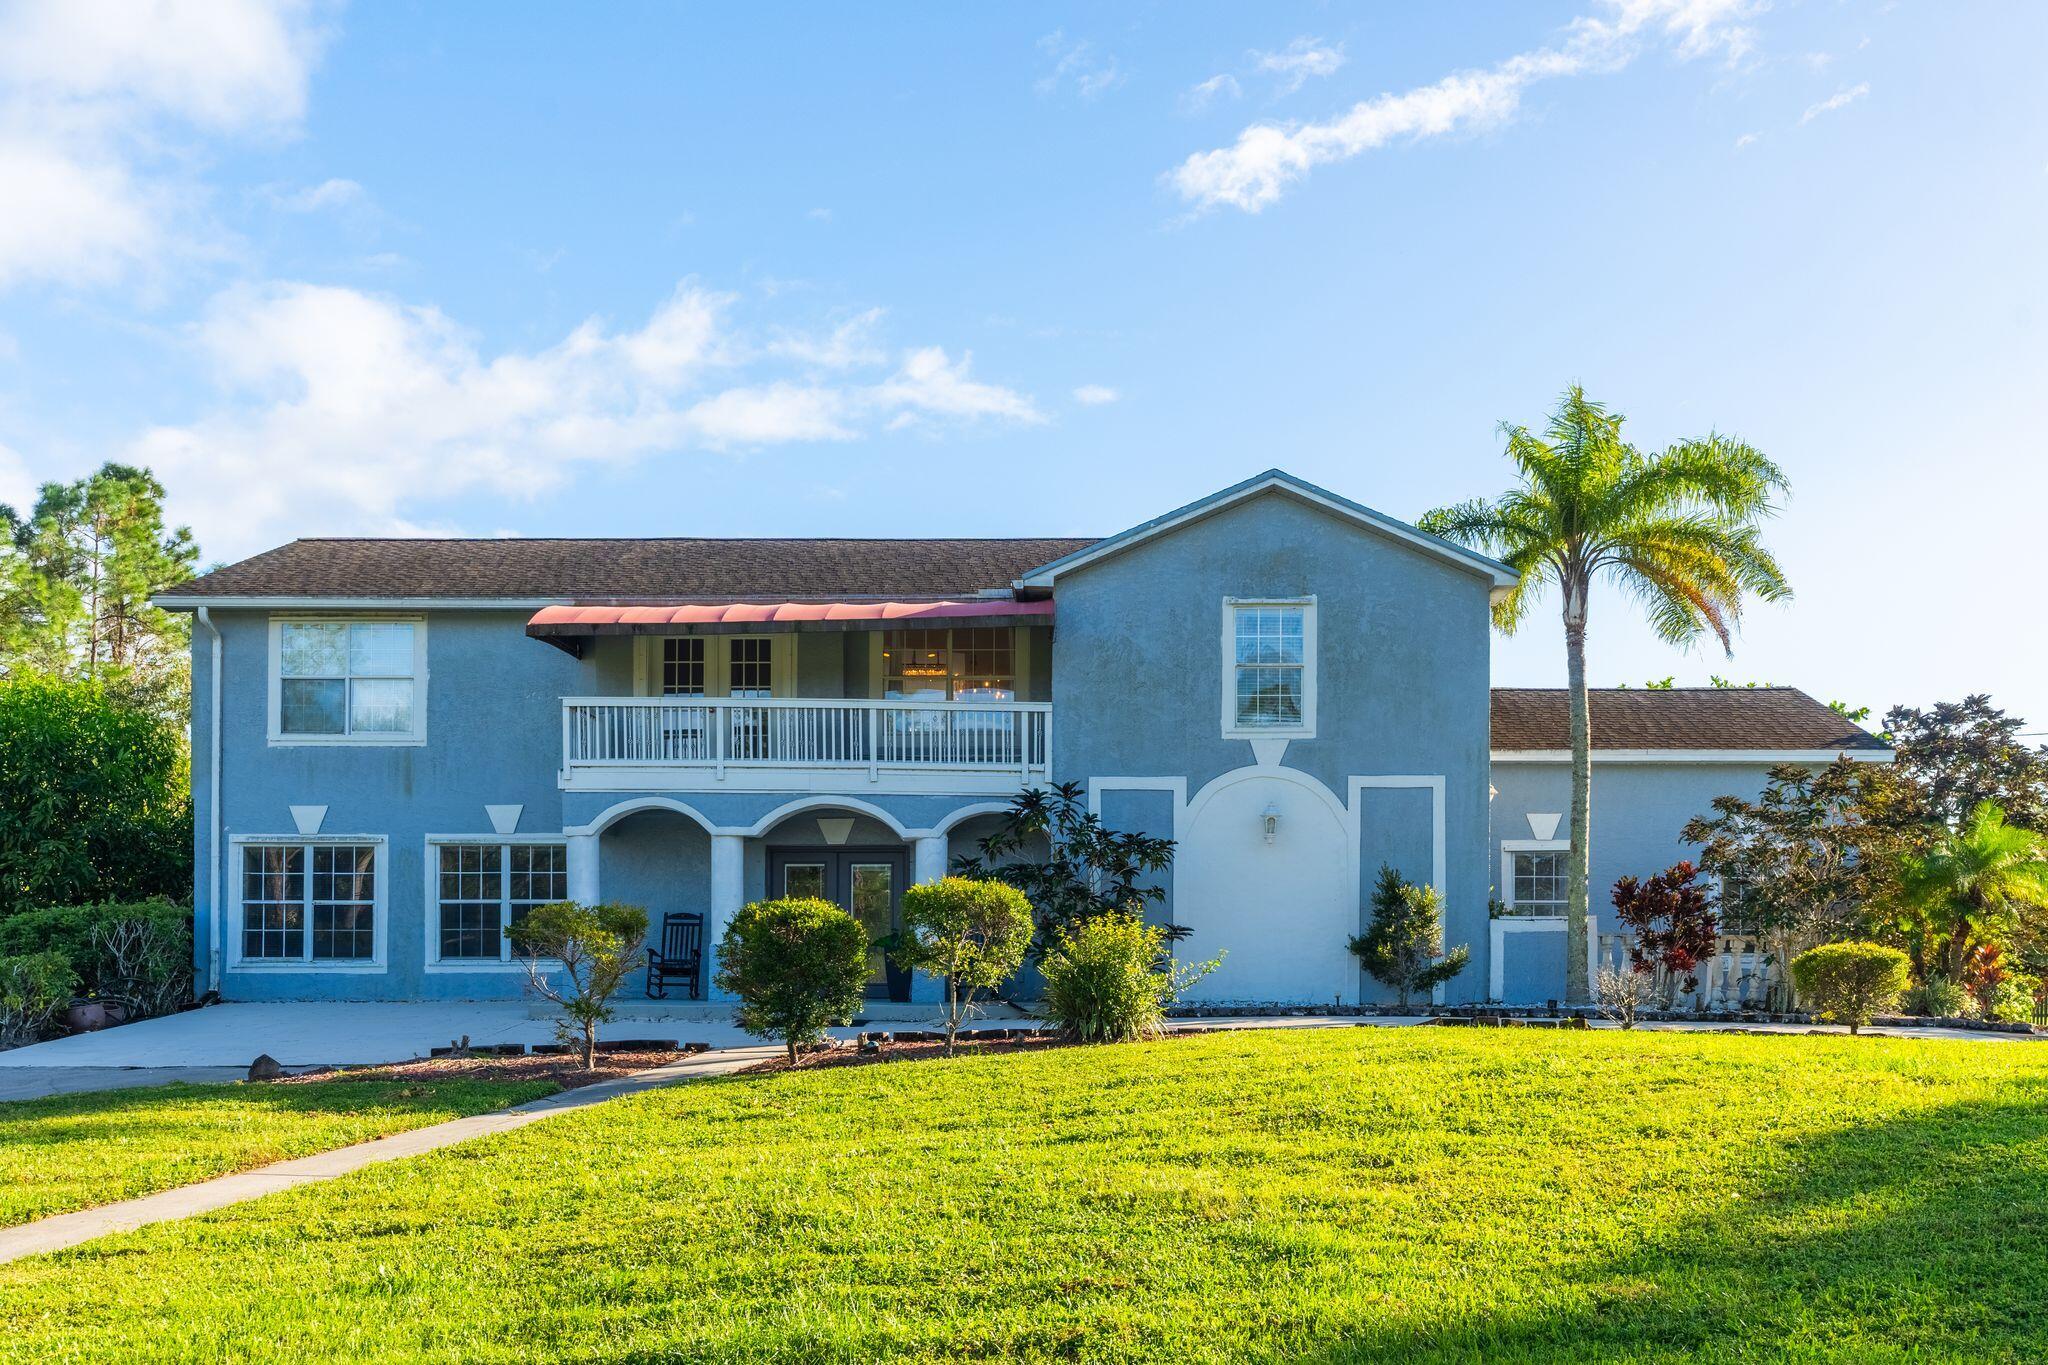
<box><xmin>1789</xmin><ymin>941</ymin><xmax>1911</xmax><ymax>1035</ymax></box>
<box><xmin>714</xmin><ymin>897</ymin><xmax>870</xmax><ymax>1062</ymax></box>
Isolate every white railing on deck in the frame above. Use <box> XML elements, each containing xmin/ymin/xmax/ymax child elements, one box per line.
<box><xmin>562</xmin><ymin>697</ymin><xmax>1052</xmax><ymax>778</ymax></box>
<box><xmin>1596</xmin><ymin>932</ymin><xmax>1792</xmax><ymax>1011</ymax></box>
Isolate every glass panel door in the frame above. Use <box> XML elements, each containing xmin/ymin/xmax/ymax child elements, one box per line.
<box><xmin>850</xmin><ymin>862</ymin><xmax>894</xmax><ymax>989</ymax></box>
<box><xmin>783</xmin><ymin>862</ymin><xmax>826</xmax><ymax>900</ymax></box>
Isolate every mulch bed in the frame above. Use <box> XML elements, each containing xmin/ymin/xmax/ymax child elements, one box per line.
<box><xmin>745</xmin><ymin>1030</ymin><xmax>1068</xmax><ymax>1074</ymax></box>
<box><xmin>279</xmin><ymin>1049</ymin><xmax>690</xmax><ymax>1091</ymax></box>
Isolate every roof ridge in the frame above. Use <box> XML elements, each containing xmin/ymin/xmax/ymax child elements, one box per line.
<box><xmin>288</xmin><ymin>535</ymin><xmax>1100</xmax><ymax>546</ymax></box>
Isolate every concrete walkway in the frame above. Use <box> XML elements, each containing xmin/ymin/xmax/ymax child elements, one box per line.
<box><xmin>0</xmin><ymin>1044</ymin><xmax>779</xmax><ymax>1265</ymax></box>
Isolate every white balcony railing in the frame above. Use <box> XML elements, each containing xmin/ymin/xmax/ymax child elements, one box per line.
<box><xmin>561</xmin><ymin>696</ymin><xmax>1052</xmax><ymax>786</ymax></box>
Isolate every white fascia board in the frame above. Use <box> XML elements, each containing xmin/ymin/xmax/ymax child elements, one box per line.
<box><xmin>154</xmin><ymin>596</ymin><xmax>570</xmax><ymax>611</ymax></box>
<box><xmin>1012</xmin><ymin>469</ymin><xmax>1519</xmax><ymax>594</ymax></box>
<box><xmin>1490</xmin><ymin>748</ymin><xmax>1895</xmax><ymax>765</ymax></box>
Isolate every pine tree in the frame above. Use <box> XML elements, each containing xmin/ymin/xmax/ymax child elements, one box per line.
<box><xmin>1349</xmin><ymin>864</ymin><xmax>1471</xmax><ymax>1009</ymax></box>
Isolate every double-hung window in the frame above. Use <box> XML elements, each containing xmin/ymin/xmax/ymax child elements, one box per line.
<box><xmin>434</xmin><ymin>841</ymin><xmax>568</xmax><ymax>964</ymax></box>
<box><xmin>1506</xmin><ymin>849</ymin><xmax>1568</xmax><ymax>916</ymax></box>
<box><xmin>880</xmin><ymin>628</ymin><xmax>1017</xmax><ymax>702</ymax></box>
<box><xmin>272</xmin><ymin>618</ymin><xmax>426</xmax><ymax>743</ymax></box>
<box><xmin>1223</xmin><ymin>599</ymin><xmax>1316</xmax><ymax>737</ymax></box>
<box><xmin>238</xmin><ymin>840</ymin><xmax>381</xmax><ymax>966</ymax></box>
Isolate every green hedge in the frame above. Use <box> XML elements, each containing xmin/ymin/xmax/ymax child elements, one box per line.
<box><xmin>0</xmin><ymin>899</ymin><xmax>191</xmax><ymax>1004</ymax></box>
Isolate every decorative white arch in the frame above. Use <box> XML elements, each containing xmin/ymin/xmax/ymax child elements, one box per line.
<box><xmin>1185</xmin><ymin>763</ymin><xmax>1350</xmax><ymax>829</ymax></box>
<box><xmin>736</xmin><ymin>795</ymin><xmax>914</xmax><ymax>840</ymax></box>
<box><xmin>566</xmin><ymin>796</ymin><xmax>720</xmax><ymax>837</ymax></box>
<box><xmin>922</xmin><ymin>801</ymin><xmax>1018</xmax><ymax>838</ymax></box>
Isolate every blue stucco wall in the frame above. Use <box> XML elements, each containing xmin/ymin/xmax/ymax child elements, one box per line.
<box><xmin>1049</xmin><ymin>489</ymin><xmax>1496</xmax><ymax>1003</ymax></box>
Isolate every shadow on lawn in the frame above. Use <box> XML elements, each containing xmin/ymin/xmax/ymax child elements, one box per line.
<box><xmin>1307</xmin><ymin>1078</ymin><xmax>2048</xmax><ymax>1363</ymax></box>
<box><xmin>0</xmin><ymin>1078</ymin><xmax>499</xmax><ymax>1146</ymax></box>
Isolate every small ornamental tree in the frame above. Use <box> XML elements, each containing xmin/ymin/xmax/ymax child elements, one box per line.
<box><xmin>954</xmin><ymin>781</ymin><xmax>1178</xmax><ymax>950</ymax></box>
<box><xmin>1790</xmin><ymin>941</ymin><xmax>1911</xmax><ymax>1035</ymax></box>
<box><xmin>1348</xmin><ymin>865</ymin><xmax>1469</xmax><ymax>1010</ymax></box>
<box><xmin>1609</xmin><ymin>861</ymin><xmax>1719</xmax><ymax>1004</ymax></box>
<box><xmin>892</xmin><ymin>877</ymin><xmax>1034</xmax><ymax>1055</ymax></box>
<box><xmin>715</xmin><ymin>897</ymin><xmax>870</xmax><ymax>1063</ymax></box>
<box><xmin>509</xmin><ymin>901</ymin><xmax>649</xmax><ymax>1069</ymax></box>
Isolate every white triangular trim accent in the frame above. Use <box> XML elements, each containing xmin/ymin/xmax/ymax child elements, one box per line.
<box><xmin>289</xmin><ymin>805</ymin><xmax>327</xmax><ymax>836</ymax></box>
<box><xmin>485</xmin><ymin>804</ymin><xmax>523</xmax><ymax>836</ymax></box>
<box><xmin>1248</xmin><ymin>738</ymin><xmax>1289</xmax><ymax>767</ymax></box>
<box><xmin>1527</xmin><ymin>812</ymin><xmax>1563</xmax><ymax>841</ymax></box>
<box><xmin>817</xmin><ymin>817</ymin><xmax>855</xmax><ymax>845</ymax></box>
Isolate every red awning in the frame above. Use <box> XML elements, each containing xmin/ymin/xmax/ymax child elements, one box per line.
<box><xmin>527</xmin><ymin>598</ymin><xmax>1051</xmax><ymax>651</ymax></box>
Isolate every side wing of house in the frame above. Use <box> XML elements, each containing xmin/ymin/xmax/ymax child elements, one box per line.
<box><xmin>1485</xmin><ymin>688</ymin><xmax>1894</xmax><ymax>1005</ymax></box>
<box><xmin>1035</xmin><ymin>471</ymin><xmax>1515</xmax><ymax>1006</ymax></box>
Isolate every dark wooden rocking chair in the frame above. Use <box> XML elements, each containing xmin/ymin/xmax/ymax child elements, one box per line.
<box><xmin>645</xmin><ymin>911</ymin><xmax>705</xmax><ymax>999</ymax></box>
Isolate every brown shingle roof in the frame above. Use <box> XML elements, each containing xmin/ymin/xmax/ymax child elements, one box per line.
<box><xmin>1491</xmin><ymin>687</ymin><xmax>1889</xmax><ymax>753</ymax></box>
<box><xmin>165</xmin><ymin>537</ymin><xmax>1101</xmax><ymax>603</ymax></box>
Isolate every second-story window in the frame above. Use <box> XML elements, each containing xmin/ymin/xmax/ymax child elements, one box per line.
<box><xmin>729</xmin><ymin>638</ymin><xmax>774</xmax><ymax>697</ymax></box>
<box><xmin>272</xmin><ymin>618</ymin><xmax>425</xmax><ymax>743</ymax></box>
<box><xmin>882</xmin><ymin>628</ymin><xmax>1016</xmax><ymax>702</ymax></box>
<box><xmin>662</xmin><ymin>638</ymin><xmax>706</xmax><ymax>695</ymax></box>
<box><xmin>1222</xmin><ymin>598</ymin><xmax>1316</xmax><ymax>737</ymax></box>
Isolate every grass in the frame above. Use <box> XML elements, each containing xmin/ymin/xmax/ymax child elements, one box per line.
<box><xmin>3</xmin><ymin>1028</ymin><xmax>2047</xmax><ymax>1362</ymax></box>
<box><xmin>0</xmin><ymin>1074</ymin><xmax>558</xmax><ymax>1228</ymax></box>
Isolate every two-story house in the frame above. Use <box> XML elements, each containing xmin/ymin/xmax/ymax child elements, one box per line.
<box><xmin>160</xmin><ymin>470</ymin><xmax>1889</xmax><ymax>1009</ymax></box>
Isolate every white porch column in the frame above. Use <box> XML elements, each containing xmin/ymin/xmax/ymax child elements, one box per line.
<box><xmin>566</xmin><ymin>832</ymin><xmax>600</xmax><ymax>905</ymax></box>
<box><xmin>706</xmin><ymin>833</ymin><xmax>745</xmax><ymax>1001</ymax></box>
<box><xmin>913</xmin><ymin>835</ymin><xmax>948</xmax><ymax>886</ymax></box>
<box><xmin>909</xmin><ymin>834</ymin><xmax>949</xmax><ymax>1005</ymax></box>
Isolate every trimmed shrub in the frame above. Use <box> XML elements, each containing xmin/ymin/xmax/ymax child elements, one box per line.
<box><xmin>715</xmin><ymin>897</ymin><xmax>870</xmax><ymax>1063</ymax></box>
<box><xmin>0</xmin><ymin>950</ymin><xmax>77</xmax><ymax>1049</ymax></box>
<box><xmin>1903</xmin><ymin>974</ymin><xmax>1971</xmax><ymax>1019</ymax></box>
<box><xmin>1039</xmin><ymin>911</ymin><xmax>1220</xmax><ymax>1044</ymax></box>
<box><xmin>892</xmin><ymin>877</ymin><xmax>1034</xmax><ymax>1055</ymax></box>
<box><xmin>1984</xmin><ymin>973</ymin><xmax>2041</xmax><ymax>1024</ymax></box>
<box><xmin>1790</xmin><ymin>941</ymin><xmax>1911</xmax><ymax>1034</ymax></box>
<box><xmin>508</xmin><ymin>901</ymin><xmax>649</xmax><ymax>1068</ymax></box>
<box><xmin>1349</xmin><ymin>865</ymin><xmax>1469</xmax><ymax>1010</ymax></box>
<box><xmin>0</xmin><ymin>899</ymin><xmax>190</xmax><ymax>1013</ymax></box>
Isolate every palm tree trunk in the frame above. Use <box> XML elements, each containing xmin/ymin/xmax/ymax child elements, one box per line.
<box><xmin>1564</xmin><ymin>585</ymin><xmax>1592</xmax><ymax>1005</ymax></box>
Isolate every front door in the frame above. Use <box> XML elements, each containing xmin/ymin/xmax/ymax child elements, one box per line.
<box><xmin>766</xmin><ymin>847</ymin><xmax>909</xmax><ymax>1000</ymax></box>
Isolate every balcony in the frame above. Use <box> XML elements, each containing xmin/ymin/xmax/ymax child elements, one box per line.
<box><xmin>560</xmin><ymin>696</ymin><xmax>1053</xmax><ymax>794</ymax></box>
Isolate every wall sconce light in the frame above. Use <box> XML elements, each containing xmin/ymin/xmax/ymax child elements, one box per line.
<box><xmin>1261</xmin><ymin>803</ymin><xmax>1280</xmax><ymax>845</ymax></box>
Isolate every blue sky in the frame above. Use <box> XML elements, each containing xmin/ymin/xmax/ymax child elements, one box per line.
<box><xmin>1</xmin><ymin>1</ymin><xmax>2044</xmax><ymax>727</ymax></box>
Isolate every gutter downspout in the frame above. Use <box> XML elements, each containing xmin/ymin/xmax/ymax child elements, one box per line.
<box><xmin>195</xmin><ymin>607</ymin><xmax>223</xmax><ymax>996</ymax></box>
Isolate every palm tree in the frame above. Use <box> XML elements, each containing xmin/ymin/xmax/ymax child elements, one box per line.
<box><xmin>1419</xmin><ymin>386</ymin><xmax>1792</xmax><ymax>1003</ymax></box>
<box><xmin>1898</xmin><ymin>801</ymin><xmax>2048</xmax><ymax>982</ymax></box>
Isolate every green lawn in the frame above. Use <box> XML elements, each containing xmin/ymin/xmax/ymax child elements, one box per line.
<box><xmin>4</xmin><ymin>1029</ymin><xmax>2047</xmax><ymax>1363</ymax></box>
<box><xmin>0</xmin><ymin>1075</ymin><xmax>557</xmax><ymax>1228</ymax></box>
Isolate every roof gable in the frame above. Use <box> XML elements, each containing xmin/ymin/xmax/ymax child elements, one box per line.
<box><xmin>1013</xmin><ymin>469</ymin><xmax>1518</xmax><ymax>595</ymax></box>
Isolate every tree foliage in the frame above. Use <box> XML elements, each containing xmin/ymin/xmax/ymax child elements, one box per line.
<box><xmin>509</xmin><ymin>901</ymin><xmax>649</xmax><ymax>1068</ymax></box>
<box><xmin>893</xmin><ymin>877</ymin><xmax>1034</xmax><ymax>1055</ymax></box>
<box><xmin>0</xmin><ymin>675</ymin><xmax>190</xmax><ymax>919</ymax></box>
<box><xmin>714</xmin><ymin>897</ymin><xmax>870</xmax><ymax>1063</ymax></box>
<box><xmin>1864</xmin><ymin>696</ymin><xmax>2048</xmax><ymax>837</ymax></box>
<box><xmin>954</xmin><ymin>781</ymin><xmax>1177</xmax><ymax>951</ymax></box>
<box><xmin>1</xmin><ymin>463</ymin><xmax>198</xmax><ymax>723</ymax></box>
<box><xmin>1609</xmin><ymin>861</ymin><xmax>1719</xmax><ymax>1000</ymax></box>
<box><xmin>1348</xmin><ymin>865</ymin><xmax>1469</xmax><ymax>1009</ymax></box>
<box><xmin>1895</xmin><ymin>801</ymin><xmax>2048</xmax><ymax>983</ymax></box>
<box><xmin>1681</xmin><ymin>759</ymin><xmax>1878</xmax><ymax>944</ymax></box>
<box><xmin>1421</xmin><ymin>384</ymin><xmax>1791</xmax><ymax>1002</ymax></box>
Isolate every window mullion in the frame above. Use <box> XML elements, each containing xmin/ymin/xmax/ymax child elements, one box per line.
<box><xmin>499</xmin><ymin>846</ymin><xmax>512</xmax><ymax>963</ymax></box>
<box><xmin>300</xmin><ymin>842</ymin><xmax>314</xmax><ymax>963</ymax></box>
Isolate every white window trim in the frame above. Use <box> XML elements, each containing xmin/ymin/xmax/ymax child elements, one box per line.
<box><xmin>1500</xmin><ymin>838</ymin><xmax>1571</xmax><ymax>916</ymax></box>
<box><xmin>1220</xmin><ymin>596</ymin><xmax>1317</xmax><ymax>740</ymax></box>
<box><xmin>422</xmin><ymin>835</ymin><xmax>571</xmax><ymax>973</ymax></box>
<box><xmin>228</xmin><ymin>834</ymin><xmax>389</xmax><ymax>973</ymax></box>
<box><xmin>871</xmin><ymin>626</ymin><xmax>1025</xmax><ymax>702</ymax></box>
<box><xmin>267</xmin><ymin>615</ymin><xmax>429</xmax><ymax>746</ymax></box>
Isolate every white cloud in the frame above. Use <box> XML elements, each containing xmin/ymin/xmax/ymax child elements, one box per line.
<box><xmin>265</xmin><ymin>176</ymin><xmax>365</xmax><ymax>213</ymax></box>
<box><xmin>1072</xmin><ymin>384</ymin><xmax>1119</xmax><ymax>405</ymax></box>
<box><xmin>0</xmin><ymin>0</ymin><xmax>327</xmax><ymax>288</ymax></box>
<box><xmin>1184</xmin><ymin>73</ymin><xmax>1241</xmax><ymax>111</ymax></box>
<box><xmin>1170</xmin><ymin>0</ymin><xmax>1762</xmax><ymax>213</ymax></box>
<box><xmin>1800</xmin><ymin>82</ymin><xmax>1869</xmax><ymax>124</ymax></box>
<box><xmin>1036</xmin><ymin>30</ymin><xmax>1123</xmax><ymax>101</ymax></box>
<box><xmin>125</xmin><ymin>281</ymin><xmax>1042</xmax><ymax>555</ymax></box>
<box><xmin>1734</xmin><ymin>131</ymin><xmax>1759</xmax><ymax>149</ymax></box>
<box><xmin>1253</xmin><ymin>37</ymin><xmax>1346</xmax><ymax>95</ymax></box>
